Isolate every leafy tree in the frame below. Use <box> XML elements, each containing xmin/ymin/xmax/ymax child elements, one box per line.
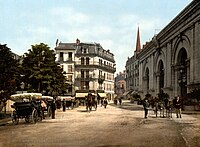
<box><xmin>22</xmin><ymin>43</ymin><xmax>66</xmax><ymax>96</ymax></box>
<box><xmin>0</xmin><ymin>44</ymin><xmax>19</xmax><ymax>111</ymax></box>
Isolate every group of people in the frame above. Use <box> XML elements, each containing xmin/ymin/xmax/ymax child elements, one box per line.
<box><xmin>41</xmin><ymin>100</ymin><xmax>56</xmax><ymax>119</ymax></box>
<box><xmin>114</xmin><ymin>97</ymin><xmax>122</xmax><ymax>105</ymax></box>
<box><xmin>143</xmin><ymin>96</ymin><xmax>182</xmax><ymax>119</ymax></box>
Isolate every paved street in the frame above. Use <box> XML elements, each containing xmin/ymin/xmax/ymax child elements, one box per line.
<box><xmin>0</xmin><ymin>101</ymin><xmax>200</xmax><ymax>147</ymax></box>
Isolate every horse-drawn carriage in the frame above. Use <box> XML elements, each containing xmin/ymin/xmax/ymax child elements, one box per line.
<box><xmin>10</xmin><ymin>93</ymin><xmax>43</xmax><ymax>124</ymax></box>
<box><xmin>85</xmin><ymin>93</ymin><xmax>97</xmax><ymax>111</ymax></box>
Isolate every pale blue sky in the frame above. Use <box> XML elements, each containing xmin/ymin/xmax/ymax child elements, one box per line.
<box><xmin>0</xmin><ymin>0</ymin><xmax>192</xmax><ymax>73</ymax></box>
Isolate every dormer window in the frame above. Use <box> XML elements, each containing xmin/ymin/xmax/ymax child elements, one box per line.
<box><xmin>82</xmin><ymin>48</ymin><xmax>88</xmax><ymax>54</ymax></box>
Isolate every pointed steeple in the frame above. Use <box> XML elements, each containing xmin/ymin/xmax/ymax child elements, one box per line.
<box><xmin>135</xmin><ymin>26</ymin><xmax>141</xmax><ymax>53</ymax></box>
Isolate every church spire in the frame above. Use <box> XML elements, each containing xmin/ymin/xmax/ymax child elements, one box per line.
<box><xmin>135</xmin><ymin>26</ymin><xmax>141</xmax><ymax>53</ymax></box>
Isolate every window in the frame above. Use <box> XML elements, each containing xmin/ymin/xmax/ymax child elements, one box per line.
<box><xmin>68</xmin><ymin>75</ymin><xmax>72</xmax><ymax>82</ymax></box>
<box><xmin>60</xmin><ymin>52</ymin><xmax>63</xmax><ymax>61</ymax></box>
<box><xmin>81</xmin><ymin>70</ymin><xmax>84</xmax><ymax>78</ymax></box>
<box><xmin>86</xmin><ymin>81</ymin><xmax>89</xmax><ymax>89</ymax></box>
<box><xmin>68</xmin><ymin>65</ymin><xmax>72</xmax><ymax>73</ymax></box>
<box><xmin>81</xmin><ymin>57</ymin><xmax>84</xmax><ymax>65</ymax></box>
<box><xmin>86</xmin><ymin>70</ymin><xmax>89</xmax><ymax>78</ymax></box>
<box><xmin>83</xmin><ymin>48</ymin><xmax>88</xmax><ymax>53</ymax></box>
<box><xmin>86</xmin><ymin>57</ymin><xmax>89</xmax><ymax>65</ymax></box>
<box><xmin>68</xmin><ymin>52</ymin><xmax>72</xmax><ymax>61</ymax></box>
<box><xmin>81</xmin><ymin>81</ymin><xmax>85</xmax><ymax>90</ymax></box>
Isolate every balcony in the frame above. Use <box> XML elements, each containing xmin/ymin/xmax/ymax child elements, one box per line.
<box><xmin>75</xmin><ymin>61</ymin><xmax>116</xmax><ymax>73</ymax></box>
<box><xmin>57</xmin><ymin>58</ymin><xmax>75</xmax><ymax>64</ymax></box>
<box><xmin>75</xmin><ymin>74</ymin><xmax>95</xmax><ymax>81</ymax></box>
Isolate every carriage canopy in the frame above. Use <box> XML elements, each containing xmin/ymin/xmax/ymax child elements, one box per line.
<box><xmin>10</xmin><ymin>93</ymin><xmax>42</xmax><ymax>101</ymax></box>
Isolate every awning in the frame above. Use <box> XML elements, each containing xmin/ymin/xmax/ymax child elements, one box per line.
<box><xmin>57</xmin><ymin>96</ymin><xmax>75</xmax><ymax>101</ymax></box>
<box><xmin>98</xmin><ymin>93</ymin><xmax>107</xmax><ymax>98</ymax></box>
<box><xmin>75</xmin><ymin>93</ymin><xmax>88</xmax><ymax>98</ymax></box>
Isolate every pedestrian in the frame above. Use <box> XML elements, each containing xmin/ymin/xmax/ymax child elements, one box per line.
<box><xmin>104</xmin><ymin>98</ymin><xmax>108</xmax><ymax>108</ymax></box>
<box><xmin>51</xmin><ymin>100</ymin><xmax>56</xmax><ymax>119</ymax></box>
<box><xmin>41</xmin><ymin>100</ymin><xmax>46</xmax><ymax>119</ymax></box>
<box><xmin>143</xmin><ymin>99</ymin><xmax>150</xmax><ymax>118</ymax></box>
<box><xmin>119</xmin><ymin>98</ymin><xmax>122</xmax><ymax>105</ymax></box>
<box><xmin>101</xmin><ymin>98</ymin><xmax>104</xmax><ymax>107</ymax></box>
<box><xmin>174</xmin><ymin>96</ymin><xmax>182</xmax><ymax>118</ymax></box>
<box><xmin>62</xmin><ymin>100</ymin><xmax>66</xmax><ymax>112</ymax></box>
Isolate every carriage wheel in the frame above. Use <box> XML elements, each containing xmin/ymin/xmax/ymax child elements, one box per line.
<box><xmin>38</xmin><ymin>110</ymin><xmax>43</xmax><ymax>121</ymax></box>
<box><xmin>32</xmin><ymin>109</ymin><xmax>38</xmax><ymax>124</ymax></box>
<box><xmin>47</xmin><ymin>107</ymin><xmax>52</xmax><ymax>118</ymax></box>
<box><xmin>11</xmin><ymin>111</ymin><xmax>19</xmax><ymax>125</ymax></box>
<box><xmin>25</xmin><ymin>116</ymin><xmax>30</xmax><ymax>123</ymax></box>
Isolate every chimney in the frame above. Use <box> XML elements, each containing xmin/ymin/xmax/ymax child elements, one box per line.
<box><xmin>76</xmin><ymin>38</ymin><xmax>80</xmax><ymax>45</ymax></box>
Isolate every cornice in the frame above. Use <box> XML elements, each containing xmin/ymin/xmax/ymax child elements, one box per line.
<box><xmin>157</xmin><ymin>0</ymin><xmax>200</xmax><ymax>44</ymax></box>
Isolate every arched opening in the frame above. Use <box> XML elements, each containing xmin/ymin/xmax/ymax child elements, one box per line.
<box><xmin>158</xmin><ymin>60</ymin><xmax>164</xmax><ymax>94</ymax></box>
<box><xmin>177</xmin><ymin>48</ymin><xmax>187</xmax><ymax>100</ymax></box>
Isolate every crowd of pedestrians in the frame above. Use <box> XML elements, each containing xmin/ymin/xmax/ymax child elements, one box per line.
<box><xmin>142</xmin><ymin>96</ymin><xmax>182</xmax><ymax>119</ymax></box>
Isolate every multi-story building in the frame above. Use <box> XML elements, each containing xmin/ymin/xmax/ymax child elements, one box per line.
<box><xmin>55</xmin><ymin>39</ymin><xmax>116</xmax><ymax>100</ymax></box>
<box><xmin>114</xmin><ymin>71</ymin><xmax>126</xmax><ymax>98</ymax></box>
<box><xmin>125</xmin><ymin>27</ymin><xmax>141</xmax><ymax>96</ymax></box>
<box><xmin>55</xmin><ymin>42</ymin><xmax>76</xmax><ymax>95</ymax></box>
<box><xmin>125</xmin><ymin>0</ymin><xmax>200</xmax><ymax>110</ymax></box>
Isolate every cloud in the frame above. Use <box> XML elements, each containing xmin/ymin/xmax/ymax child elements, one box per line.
<box><xmin>50</xmin><ymin>7</ymin><xmax>90</xmax><ymax>25</ymax></box>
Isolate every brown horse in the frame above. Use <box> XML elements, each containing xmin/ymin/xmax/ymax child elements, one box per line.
<box><xmin>86</xmin><ymin>94</ymin><xmax>97</xmax><ymax>111</ymax></box>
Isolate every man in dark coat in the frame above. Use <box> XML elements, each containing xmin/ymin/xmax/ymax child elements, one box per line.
<box><xmin>143</xmin><ymin>99</ymin><xmax>150</xmax><ymax>118</ymax></box>
<box><xmin>174</xmin><ymin>96</ymin><xmax>182</xmax><ymax>118</ymax></box>
<box><xmin>51</xmin><ymin>100</ymin><xmax>56</xmax><ymax>119</ymax></box>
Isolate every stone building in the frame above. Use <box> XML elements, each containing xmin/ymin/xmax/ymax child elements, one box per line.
<box><xmin>114</xmin><ymin>71</ymin><xmax>126</xmax><ymax>98</ymax></box>
<box><xmin>55</xmin><ymin>39</ymin><xmax>116</xmax><ymax>100</ymax></box>
<box><xmin>125</xmin><ymin>0</ymin><xmax>200</xmax><ymax>104</ymax></box>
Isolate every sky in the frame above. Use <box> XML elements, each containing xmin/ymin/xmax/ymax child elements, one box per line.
<box><xmin>0</xmin><ymin>0</ymin><xmax>192</xmax><ymax>74</ymax></box>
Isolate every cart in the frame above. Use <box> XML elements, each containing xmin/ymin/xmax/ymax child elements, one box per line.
<box><xmin>10</xmin><ymin>93</ymin><xmax>43</xmax><ymax>124</ymax></box>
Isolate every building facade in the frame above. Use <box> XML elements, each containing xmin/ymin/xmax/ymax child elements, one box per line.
<box><xmin>126</xmin><ymin>0</ymin><xmax>200</xmax><ymax>103</ymax></box>
<box><xmin>55</xmin><ymin>39</ymin><xmax>116</xmax><ymax>100</ymax></box>
<box><xmin>114</xmin><ymin>71</ymin><xmax>126</xmax><ymax>98</ymax></box>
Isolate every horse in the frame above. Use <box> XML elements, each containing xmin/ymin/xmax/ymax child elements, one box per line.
<box><xmin>85</xmin><ymin>94</ymin><xmax>97</xmax><ymax>111</ymax></box>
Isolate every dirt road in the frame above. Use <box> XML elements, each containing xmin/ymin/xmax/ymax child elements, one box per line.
<box><xmin>0</xmin><ymin>101</ymin><xmax>200</xmax><ymax>147</ymax></box>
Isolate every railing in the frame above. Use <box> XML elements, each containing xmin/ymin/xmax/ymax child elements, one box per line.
<box><xmin>75</xmin><ymin>61</ymin><xmax>116</xmax><ymax>72</ymax></box>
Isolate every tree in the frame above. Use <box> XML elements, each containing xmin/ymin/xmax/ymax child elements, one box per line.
<box><xmin>0</xmin><ymin>44</ymin><xmax>19</xmax><ymax>111</ymax></box>
<box><xmin>22</xmin><ymin>43</ymin><xmax>67</xmax><ymax>96</ymax></box>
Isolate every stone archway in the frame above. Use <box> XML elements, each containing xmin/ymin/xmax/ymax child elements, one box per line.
<box><xmin>145</xmin><ymin>68</ymin><xmax>150</xmax><ymax>93</ymax></box>
<box><xmin>158</xmin><ymin>60</ymin><xmax>164</xmax><ymax>94</ymax></box>
<box><xmin>177</xmin><ymin>48</ymin><xmax>187</xmax><ymax>99</ymax></box>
